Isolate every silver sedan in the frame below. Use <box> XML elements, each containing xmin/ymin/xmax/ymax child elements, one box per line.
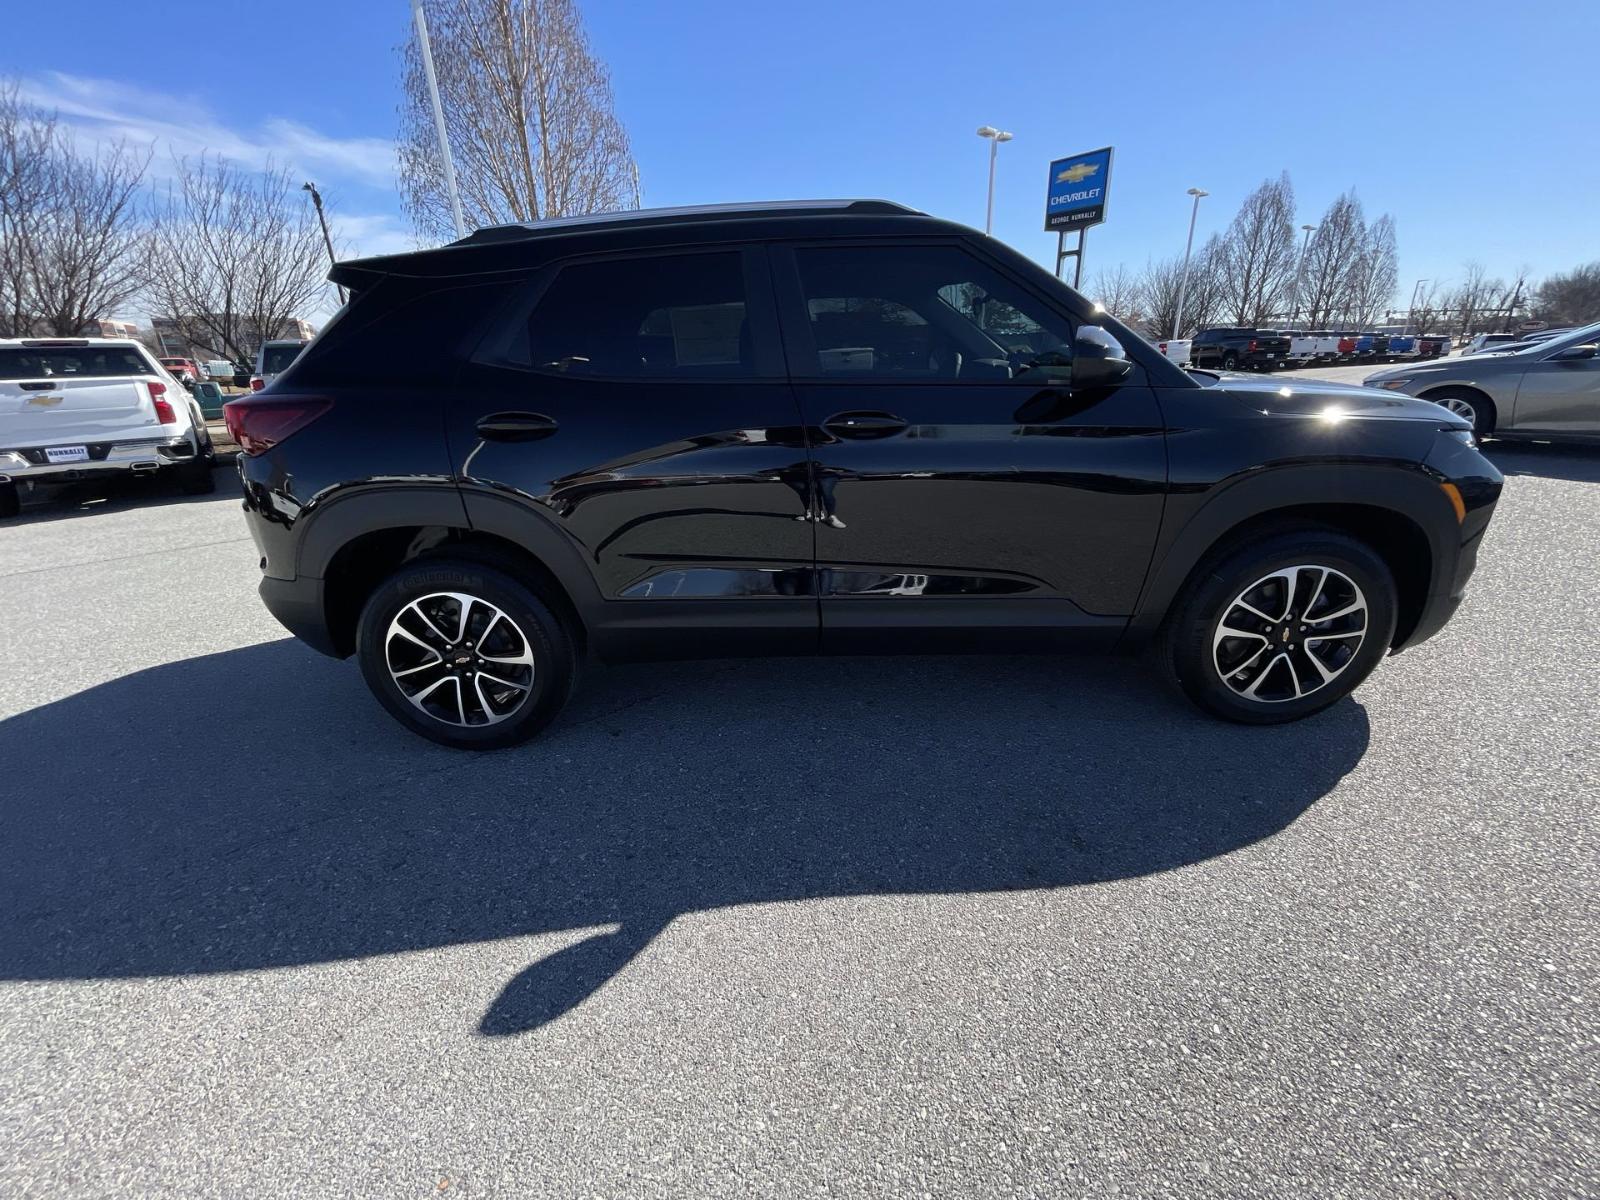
<box><xmin>1365</xmin><ymin>321</ymin><xmax>1600</xmax><ymax>441</ymax></box>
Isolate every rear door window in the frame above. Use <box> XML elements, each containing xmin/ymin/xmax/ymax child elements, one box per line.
<box><xmin>492</xmin><ymin>250</ymin><xmax>777</xmax><ymax>379</ymax></box>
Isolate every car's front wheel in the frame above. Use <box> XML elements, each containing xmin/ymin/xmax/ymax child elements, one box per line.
<box><xmin>1423</xmin><ymin>387</ymin><xmax>1495</xmax><ymax>438</ymax></box>
<box><xmin>1163</xmin><ymin>530</ymin><xmax>1397</xmax><ymax>724</ymax></box>
<box><xmin>356</xmin><ymin>557</ymin><xmax>578</xmax><ymax>749</ymax></box>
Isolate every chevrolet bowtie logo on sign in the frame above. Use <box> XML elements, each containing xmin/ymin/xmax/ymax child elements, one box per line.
<box><xmin>1045</xmin><ymin>146</ymin><xmax>1114</xmax><ymax>232</ymax></box>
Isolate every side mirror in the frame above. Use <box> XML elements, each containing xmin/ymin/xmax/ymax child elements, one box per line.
<box><xmin>1071</xmin><ymin>325</ymin><xmax>1134</xmax><ymax>389</ymax></box>
<box><xmin>1553</xmin><ymin>342</ymin><xmax>1598</xmax><ymax>361</ymax></box>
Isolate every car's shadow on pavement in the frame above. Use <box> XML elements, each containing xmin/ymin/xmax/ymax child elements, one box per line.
<box><xmin>0</xmin><ymin>639</ymin><xmax>1369</xmax><ymax>1035</ymax></box>
<box><xmin>4</xmin><ymin>462</ymin><xmax>239</xmax><ymax>525</ymax></box>
<box><xmin>1486</xmin><ymin>441</ymin><xmax>1600</xmax><ymax>484</ymax></box>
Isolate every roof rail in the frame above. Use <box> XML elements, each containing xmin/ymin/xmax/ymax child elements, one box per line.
<box><xmin>452</xmin><ymin>199</ymin><xmax>922</xmax><ymax>246</ymax></box>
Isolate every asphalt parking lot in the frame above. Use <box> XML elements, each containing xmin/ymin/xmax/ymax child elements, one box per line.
<box><xmin>1</xmin><ymin>438</ymin><xmax>1596</xmax><ymax>1197</ymax></box>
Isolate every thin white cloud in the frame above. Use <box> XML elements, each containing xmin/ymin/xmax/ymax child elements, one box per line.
<box><xmin>18</xmin><ymin>72</ymin><xmax>397</xmax><ymax>191</ymax></box>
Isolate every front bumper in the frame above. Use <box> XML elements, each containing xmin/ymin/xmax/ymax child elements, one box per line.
<box><xmin>0</xmin><ymin>434</ymin><xmax>198</xmax><ymax>485</ymax></box>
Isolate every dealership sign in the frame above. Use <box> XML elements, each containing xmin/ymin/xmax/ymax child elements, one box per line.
<box><xmin>1044</xmin><ymin>147</ymin><xmax>1113</xmax><ymax>232</ymax></box>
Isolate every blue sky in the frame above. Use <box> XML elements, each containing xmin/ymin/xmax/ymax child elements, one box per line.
<box><xmin>6</xmin><ymin>0</ymin><xmax>1597</xmax><ymax>320</ymax></box>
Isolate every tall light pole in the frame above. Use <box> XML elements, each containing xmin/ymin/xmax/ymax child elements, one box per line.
<box><xmin>301</xmin><ymin>182</ymin><xmax>346</xmax><ymax>305</ymax></box>
<box><xmin>1171</xmin><ymin>187</ymin><xmax>1208</xmax><ymax>339</ymax></box>
<box><xmin>411</xmin><ymin>0</ymin><xmax>466</xmax><ymax>240</ymax></box>
<box><xmin>976</xmin><ymin>126</ymin><xmax>1013</xmax><ymax>235</ymax></box>
<box><xmin>1289</xmin><ymin>223</ymin><xmax>1316</xmax><ymax>326</ymax></box>
<box><xmin>1405</xmin><ymin>278</ymin><xmax>1429</xmax><ymax>335</ymax></box>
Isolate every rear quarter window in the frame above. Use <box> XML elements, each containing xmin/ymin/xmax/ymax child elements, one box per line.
<box><xmin>291</xmin><ymin>279</ymin><xmax>519</xmax><ymax>386</ymax></box>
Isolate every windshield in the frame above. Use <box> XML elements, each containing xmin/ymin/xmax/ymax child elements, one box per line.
<box><xmin>0</xmin><ymin>347</ymin><xmax>156</xmax><ymax>380</ymax></box>
<box><xmin>260</xmin><ymin>344</ymin><xmax>304</xmax><ymax>374</ymax></box>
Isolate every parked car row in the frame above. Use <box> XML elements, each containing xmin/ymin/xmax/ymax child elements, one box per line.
<box><xmin>1187</xmin><ymin>327</ymin><xmax>1453</xmax><ymax>372</ymax></box>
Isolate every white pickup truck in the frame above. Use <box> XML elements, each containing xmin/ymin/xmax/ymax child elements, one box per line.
<box><xmin>0</xmin><ymin>337</ymin><xmax>216</xmax><ymax>517</ymax></box>
<box><xmin>1153</xmin><ymin>337</ymin><xmax>1192</xmax><ymax>367</ymax></box>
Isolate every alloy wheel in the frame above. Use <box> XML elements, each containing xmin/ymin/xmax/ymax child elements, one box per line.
<box><xmin>384</xmin><ymin>591</ymin><xmax>536</xmax><ymax>726</ymax></box>
<box><xmin>1211</xmin><ymin>565</ymin><xmax>1368</xmax><ymax>703</ymax></box>
<box><xmin>1436</xmin><ymin>395</ymin><xmax>1477</xmax><ymax>424</ymax></box>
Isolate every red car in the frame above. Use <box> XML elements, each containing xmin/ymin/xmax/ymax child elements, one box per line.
<box><xmin>159</xmin><ymin>356</ymin><xmax>200</xmax><ymax>382</ymax></box>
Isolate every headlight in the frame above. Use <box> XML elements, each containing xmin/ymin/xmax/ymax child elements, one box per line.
<box><xmin>1444</xmin><ymin>428</ymin><xmax>1476</xmax><ymax>447</ymax></box>
<box><xmin>1373</xmin><ymin>378</ymin><xmax>1412</xmax><ymax>390</ymax></box>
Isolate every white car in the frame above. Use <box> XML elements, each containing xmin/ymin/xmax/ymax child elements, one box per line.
<box><xmin>250</xmin><ymin>339</ymin><xmax>308</xmax><ymax>391</ymax></box>
<box><xmin>1287</xmin><ymin>333</ymin><xmax>1321</xmax><ymax>366</ymax></box>
<box><xmin>0</xmin><ymin>337</ymin><xmax>216</xmax><ymax>517</ymax></box>
<box><xmin>1154</xmin><ymin>338</ymin><xmax>1191</xmax><ymax>366</ymax></box>
<box><xmin>1462</xmin><ymin>332</ymin><xmax>1520</xmax><ymax>356</ymax></box>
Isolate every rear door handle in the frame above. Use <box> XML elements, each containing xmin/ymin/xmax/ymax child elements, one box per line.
<box><xmin>476</xmin><ymin>411</ymin><xmax>559</xmax><ymax>442</ymax></box>
<box><xmin>822</xmin><ymin>410</ymin><xmax>908</xmax><ymax>439</ymax></box>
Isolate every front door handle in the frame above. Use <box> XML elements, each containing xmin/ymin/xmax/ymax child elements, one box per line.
<box><xmin>476</xmin><ymin>411</ymin><xmax>559</xmax><ymax>442</ymax></box>
<box><xmin>822</xmin><ymin>410</ymin><xmax>908</xmax><ymax>439</ymax></box>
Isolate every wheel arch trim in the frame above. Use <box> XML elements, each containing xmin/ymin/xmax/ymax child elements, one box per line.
<box><xmin>1126</xmin><ymin>464</ymin><xmax>1459</xmax><ymax>644</ymax></box>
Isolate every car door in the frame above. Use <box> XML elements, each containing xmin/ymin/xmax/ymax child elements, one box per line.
<box><xmin>1511</xmin><ymin>336</ymin><xmax>1600</xmax><ymax>434</ymax></box>
<box><xmin>447</xmin><ymin>245</ymin><xmax>819</xmax><ymax>655</ymax></box>
<box><xmin>771</xmin><ymin>239</ymin><xmax>1167</xmax><ymax>653</ymax></box>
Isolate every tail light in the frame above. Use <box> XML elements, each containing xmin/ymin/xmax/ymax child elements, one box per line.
<box><xmin>149</xmin><ymin>380</ymin><xmax>177</xmax><ymax>424</ymax></box>
<box><xmin>223</xmin><ymin>395</ymin><xmax>332</xmax><ymax>456</ymax></box>
<box><xmin>250</xmin><ymin>376</ymin><xmax>265</xmax><ymax>392</ymax></box>
<box><xmin>1157</xmin><ymin>341</ymin><xmax>1168</xmax><ymax>353</ymax></box>
<box><xmin>1248</xmin><ymin>339</ymin><xmax>1258</xmax><ymax>351</ymax></box>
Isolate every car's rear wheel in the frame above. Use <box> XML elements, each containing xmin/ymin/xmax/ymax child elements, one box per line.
<box><xmin>356</xmin><ymin>557</ymin><xmax>578</xmax><ymax>749</ymax></box>
<box><xmin>1163</xmin><ymin>529</ymin><xmax>1397</xmax><ymax>724</ymax></box>
<box><xmin>1423</xmin><ymin>387</ymin><xmax>1495</xmax><ymax>437</ymax></box>
<box><xmin>1222</xmin><ymin>352</ymin><xmax>1239</xmax><ymax>370</ymax></box>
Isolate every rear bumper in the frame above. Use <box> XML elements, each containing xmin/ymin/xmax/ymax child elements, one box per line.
<box><xmin>259</xmin><ymin>574</ymin><xmax>342</xmax><ymax>657</ymax></box>
<box><xmin>0</xmin><ymin>434</ymin><xmax>198</xmax><ymax>485</ymax></box>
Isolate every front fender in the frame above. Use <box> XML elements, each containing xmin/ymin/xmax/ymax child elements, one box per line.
<box><xmin>1125</xmin><ymin>462</ymin><xmax>1461</xmax><ymax>643</ymax></box>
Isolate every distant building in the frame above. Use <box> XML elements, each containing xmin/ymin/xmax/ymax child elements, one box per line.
<box><xmin>85</xmin><ymin>319</ymin><xmax>141</xmax><ymax>339</ymax></box>
<box><xmin>150</xmin><ymin>315</ymin><xmax>316</xmax><ymax>361</ymax></box>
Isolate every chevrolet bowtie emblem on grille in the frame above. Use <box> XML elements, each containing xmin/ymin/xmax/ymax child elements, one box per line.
<box><xmin>1056</xmin><ymin>163</ymin><xmax>1099</xmax><ymax>184</ymax></box>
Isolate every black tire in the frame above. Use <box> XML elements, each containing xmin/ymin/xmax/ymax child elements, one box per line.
<box><xmin>1421</xmin><ymin>387</ymin><xmax>1495</xmax><ymax>438</ymax></box>
<box><xmin>0</xmin><ymin>483</ymin><xmax>18</xmax><ymax>519</ymax></box>
<box><xmin>356</xmin><ymin>557</ymin><xmax>578</xmax><ymax>749</ymax></box>
<box><xmin>1221</xmin><ymin>352</ymin><xmax>1239</xmax><ymax>371</ymax></box>
<box><xmin>176</xmin><ymin>459</ymin><xmax>217</xmax><ymax>494</ymax></box>
<box><xmin>1162</xmin><ymin>528</ymin><xmax>1397</xmax><ymax>725</ymax></box>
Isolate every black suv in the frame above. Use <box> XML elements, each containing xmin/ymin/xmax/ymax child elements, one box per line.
<box><xmin>226</xmin><ymin>200</ymin><xmax>1501</xmax><ymax>749</ymax></box>
<box><xmin>1190</xmin><ymin>328</ymin><xmax>1292</xmax><ymax>372</ymax></box>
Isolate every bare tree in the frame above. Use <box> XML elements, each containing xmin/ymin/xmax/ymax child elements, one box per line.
<box><xmin>1088</xmin><ymin>264</ymin><xmax>1141</xmax><ymax>323</ymax></box>
<box><xmin>1405</xmin><ymin>279</ymin><xmax>1448</xmax><ymax>335</ymax></box>
<box><xmin>1533</xmin><ymin>261</ymin><xmax>1600</xmax><ymax>326</ymax></box>
<box><xmin>1345</xmin><ymin>214</ymin><xmax>1397</xmax><ymax>328</ymax></box>
<box><xmin>1138</xmin><ymin>234</ymin><xmax>1227</xmax><ymax>339</ymax></box>
<box><xmin>147</xmin><ymin>155</ymin><xmax>328</xmax><ymax>363</ymax></box>
<box><xmin>1216</xmin><ymin>173</ymin><xmax>1297</xmax><ymax>326</ymax></box>
<box><xmin>0</xmin><ymin>80</ymin><xmax>55</xmax><ymax>335</ymax></box>
<box><xmin>1297</xmin><ymin>192</ymin><xmax>1366</xmax><ymax>328</ymax></box>
<box><xmin>398</xmin><ymin>0</ymin><xmax>637</xmax><ymax>242</ymax></box>
<box><xmin>1444</xmin><ymin>262</ymin><xmax>1503</xmax><ymax>339</ymax></box>
<box><xmin>22</xmin><ymin>138</ymin><xmax>150</xmax><ymax>336</ymax></box>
